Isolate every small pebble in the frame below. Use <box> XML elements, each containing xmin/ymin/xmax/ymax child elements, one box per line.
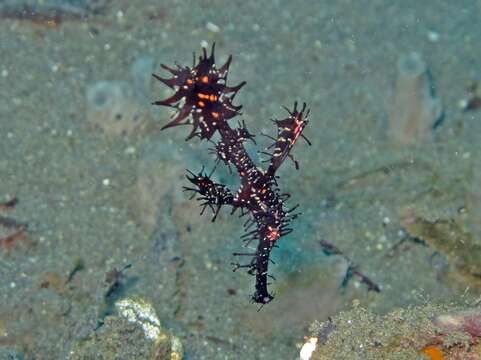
<box><xmin>125</xmin><ymin>146</ymin><xmax>136</xmax><ymax>155</ymax></box>
<box><xmin>206</xmin><ymin>21</ymin><xmax>220</xmax><ymax>33</ymax></box>
<box><xmin>458</xmin><ymin>99</ymin><xmax>468</xmax><ymax>110</ymax></box>
<box><xmin>299</xmin><ymin>337</ymin><xmax>318</xmax><ymax>360</ymax></box>
<box><xmin>427</xmin><ymin>30</ymin><xmax>440</xmax><ymax>43</ymax></box>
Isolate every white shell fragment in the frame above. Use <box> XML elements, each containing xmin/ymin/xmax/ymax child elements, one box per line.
<box><xmin>116</xmin><ymin>297</ymin><xmax>161</xmax><ymax>340</ymax></box>
<box><xmin>299</xmin><ymin>336</ymin><xmax>318</xmax><ymax>360</ymax></box>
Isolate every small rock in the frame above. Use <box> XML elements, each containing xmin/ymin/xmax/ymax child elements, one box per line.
<box><xmin>206</xmin><ymin>21</ymin><xmax>220</xmax><ymax>33</ymax></box>
<box><xmin>69</xmin><ymin>296</ymin><xmax>183</xmax><ymax>360</ymax></box>
<box><xmin>86</xmin><ymin>80</ymin><xmax>151</xmax><ymax>138</ymax></box>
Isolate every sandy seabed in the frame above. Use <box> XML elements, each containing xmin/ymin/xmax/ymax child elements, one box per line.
<box><xmin>0</xmin><ymin>1</ymin><xmax>480</xmax><ymax>359</ymax></box>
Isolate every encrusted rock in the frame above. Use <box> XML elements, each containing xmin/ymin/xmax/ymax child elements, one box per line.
<box><xmin>69</xmin><ymin>296</ymin><xmax>183</xmax><ymax>360</ymax></box>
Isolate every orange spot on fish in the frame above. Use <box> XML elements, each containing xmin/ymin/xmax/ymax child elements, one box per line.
<box><xmin>267</xmin><ymin>227</ymin><xmax>280</xmax><ymax>241</ymax></box>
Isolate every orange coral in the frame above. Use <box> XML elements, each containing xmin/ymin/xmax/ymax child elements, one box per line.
<box><xmin>421</xmin><ymin>345</ymin><xmax>445</xmax><ymax>360</ymax></box>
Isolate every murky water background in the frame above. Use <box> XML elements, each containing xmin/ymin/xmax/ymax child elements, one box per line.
<box><xmin>0</xmin><ymin>1</ymin><xmax>480</xmax><ymax>359</ymax></box>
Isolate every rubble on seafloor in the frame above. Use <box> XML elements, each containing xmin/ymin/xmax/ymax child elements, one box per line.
<box><xmin>86</xmin><ymin>56</ymin><xmax>157</xmax><ymax>138</ymax></box>
<box><xmin>69</xmin><ymin>296</ymin><xmax>183</xmax><ymax>360</ymax></box>
<box><xmin>303</xmin><ymin>303</ymin><xmax>481</xmax><ymax>360</ymax></box>
<box><xmin>401</xmin><ymin>209</ymin><xmax>481</xmax><ymax>292</ymax></box>
<box><xmin>387</xmin><ymin>52</ymin><xmax>443</xmax><ymax>147</ymax></box>
<box><xmin>126</xmin><ymin>141</ymin><xmax>186</xmax><ymax>235</ymax></box>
